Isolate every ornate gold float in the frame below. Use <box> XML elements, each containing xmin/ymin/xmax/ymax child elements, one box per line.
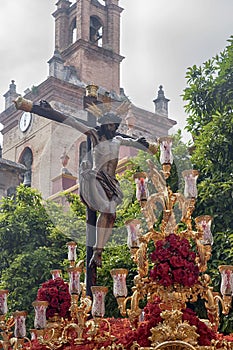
<box><xmin>0</xmin><ymin>137</ymin><xmax>233</xmax><ymax>350</ymax></box>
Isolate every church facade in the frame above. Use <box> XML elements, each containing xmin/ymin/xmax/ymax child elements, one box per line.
<box><xmin>0</xmin><ymin>0</ymin><xmax>176</xmax><ymax>199</ymax></box>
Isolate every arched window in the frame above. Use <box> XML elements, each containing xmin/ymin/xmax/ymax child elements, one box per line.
<box><xmin>69</xmin><ymin>18</ymin><xmax>77</xmax><ymax>44</ymax></box>
<box><xmin>72</xmin><ymin>27</ymin><xmax>77</xmax><ymax>43</ymax></box>
<box><xmin>90</xmin><ymin>16</ymin><xmax>103</xmax><ymax>47</ymax></box>
<box><xmin>19</xmin><ymin>147</ymin><xmax>33</xmax><ymax>187</ymax></box>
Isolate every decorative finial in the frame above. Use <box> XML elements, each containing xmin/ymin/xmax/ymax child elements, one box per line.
<box><xmin>158</xmin><ymin>85</ymin><xmax>164</xmax><ymax>97</ymax></box>
<box><xmin>61</xmin><ymin>147</ymin><xmax>69</xmax><ymax>167</ymax></box>
<box><xmin>60</xmin><ymin>147</ymin><xmax>72</xmax><ymax>174</ymax></box>
<box><xmin>9</xmin><ymin>80</ymin><xmax>16</xmax><ymax>93</ymax></box>
<box><xmin>153</xmin><ymin>85</ymin><xmax>170</xmax><ymax>117</ymax></box>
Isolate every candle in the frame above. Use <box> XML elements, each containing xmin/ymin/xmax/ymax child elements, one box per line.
<box><xmin>195</xmin><ymin>215</ymin><xmax>213</xmax><ymax>245</ymax></box>
<box><xmin>182</xmin><ymin>170</ymin><xmax>199</xmax><ymax>198</ymax></box>
<box><xmin>91</xmin><ymin>286</ymin><xmax>108</xmax><ymax>318</ymax></box>
<box><xmin>125</xmin><ymin>219</ymin><xmax>141</xmax><ymax>249</ymax></box>
<box><xmin>32</xmin><ymin>301</ymin><xmax>48</xmax><ymax>329</ymax></box>
<box><xmin>111</xmin><ymin>269</ymin><xmax>128</xmax><ymax>298</ymax></box>
<box><xmin>159</xmin><ymin>136</ymin><xmax>173</xmax><ymax>165</ymax></box>
<box><xmin>219</xmin><ymin>265</ymin><xmax>233</xmax><ymax>296</ymax></box>
<box><xmin>13</xmin><ymin>311</ymin><xmax>27</xmax><ymax>338</ymax></box>
<box><xmin>133</xmin><ymin>172</ymin><xmax>149</xmax><ymax>204</ymax></box>
<box><xmin>68</xmin><ymin>267</ymin><xmax>82</xmax><ymax>294</ymax></box>
<box><xmin>67</xmin><ymin>241</ymin><xmax>77</xmax><ymax>263</ymax></box>
<box><xmin>0</xmin><ymin>290</ymin><xmax>8</xmax><ymax>315</ymax></box>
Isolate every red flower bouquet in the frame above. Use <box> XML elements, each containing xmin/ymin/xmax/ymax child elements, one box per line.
<box><xmin>182</xmin><ymin>307</ymin><xmax>217</xmax><ymax>346</ymax></box>
<box><xmin>150</xmin><ymin>233</ymin><xmax>199</xmax><ymax>287</ymax></box>
<box><xmin>37</xmin><ymin>277</ymin><xmax>71</xmax><ymax>319</ymax></box>
<box><xmin>117</xmin><ymin>298</ymin><xmax>217</xmax><ymax>349</ymax></box>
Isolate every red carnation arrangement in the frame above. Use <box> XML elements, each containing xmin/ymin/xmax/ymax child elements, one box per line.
<box><xmin>37</xmin><ymin>277</ymin><xmax>71</xmax><ymax>319</ymax></box>
<box><xmin>150</xmin><ymin>233</ymin><xmax>199</xmax><ymax>287</ymax></box>
<box><xmin>118</xmin><ymin>298</ymin><xmax>216</xmax><ymax>348</ymax></box>
<box><xmin>182</xmin><ymin>307</ymin><xmax>217</xmax><ymax>346</ymax></box>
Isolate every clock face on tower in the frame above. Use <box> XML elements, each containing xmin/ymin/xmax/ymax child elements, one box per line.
<box><xmin>19</xmin><ymin>112</ymin><xmax>32</xmax><ymax>132</ymax></box>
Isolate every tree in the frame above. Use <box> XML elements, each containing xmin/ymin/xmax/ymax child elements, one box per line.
<box><xmin>0</xmin><ymin>185</ymin><xmax>84</xmax><ymax>329</ymax></box>
<box><xmin>183</xmin><ymin>36</ymin><xmax>233</xmax><ymax>136</ymax></box>
<box><xmin>183</xmin><ymin>37</ymin><xmax>233</xmax><ymax>332</ymax></box>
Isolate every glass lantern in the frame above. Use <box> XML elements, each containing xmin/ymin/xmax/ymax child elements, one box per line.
<box><xmin>182</xmin><ymin>170</ymin><xmax>199</xmax><ymax>198</ymax></box>
<box><xmin>133</xmin><ymin>172</ymin><xmax>149</xmax><ymax>204</ymax></box>
<box><xmin>0</xmin><ymin>290</ymin><xmax>8</xmax><ymax>315</ymax></box>
<box><xmin>159</xmin><ymin>136</ymin><xmax>173</xmax><ymax>165</ymax></box>
<box><xmin>125</xmin><ymin>219</ymin><xmax>141</xmax><ymax>249</ymax></box>
<box><xmin>67</xmin><ymin>241</ymin><xmax>77</xmax><ymax>266</ymax></box>
<box><xmin>110</xmin><ymin>269</ymin><xmax>128</xmax><ymax>298</ymax></box>
<box><xmin>50</xmin><ymin>269</ymin><xmax>62</xmax><ymax>280</ymax></box>
<box><xmin>91</xmin><ymin>286</ymin><xmax>108</xmax><ymax>318</ymax></box>
<box><xmin>32</xmin><ymin>301</ymin><xmax>49</xmax><ymax>329</ymax></box>
<box><xmin>13</xmin><ymin>311</ymin><xmax>27</xmax><ymax>338</ymax></box>
<box><xmin>219</xmin><ymin>265</ymin><xmax>233</xmax><ymax>296</ymax></box>
<box><xmin>68</xmin><ymin>267</ymin><xmax>82</xmax><ymax>294</ymax></box>
<box><xmin>195</xmin><ymin>215</ymin><xmax>213</xmax><ymax>245</ymax></box>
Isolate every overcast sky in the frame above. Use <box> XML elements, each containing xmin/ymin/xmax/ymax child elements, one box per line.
<box><xmin>1</xmin><ymin>0</ymin><xmax>233</xmax><ymax>143</ymax></box>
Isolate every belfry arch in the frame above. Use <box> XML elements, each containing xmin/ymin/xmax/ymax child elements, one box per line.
<box><xmin>90</xmin><ymin>16</ymin><xmax>103</xmax><ymax>46</ymax></box>
<box><xmin>19</xmin><ymin>147</ymin><xmax>33</xmax><ymax>187</ymax></box>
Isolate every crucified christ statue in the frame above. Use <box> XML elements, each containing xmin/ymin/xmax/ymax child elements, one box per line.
<box><xmin>14</xmin><ymin>96</ymin><xmax>158</xmax><ymax>268</ymax></box>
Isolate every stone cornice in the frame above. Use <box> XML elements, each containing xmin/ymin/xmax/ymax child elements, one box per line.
<box><xmin>62</xmin><ymin>39</ymin><xmax>124</xmax><ymax>63</ymax></box>
<box><xmin>0</xmin><ymin>158</ymin><xmax>26</xmax><ymax>173</ymax></box>
<box><xmin>0</xmin><ymin>77</ymin><xmax>85</xmax><ymax>134</ymax></box>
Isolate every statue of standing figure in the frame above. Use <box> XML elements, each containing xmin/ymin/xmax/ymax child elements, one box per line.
<box><xmin>14</xmin><ymin>96</ymin><xmax>158</xmax><ymax>268</ymax></box>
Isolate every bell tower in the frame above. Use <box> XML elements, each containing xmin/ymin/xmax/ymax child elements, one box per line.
<box><xmin>50</xmin><ymin>0</ymin><xmax>124</xmax><ymax>94</ymax></box>
<box><xmin>0</xmin><ymin>0</ymin><xmax>177</xmax><ymax>200</ymax></box>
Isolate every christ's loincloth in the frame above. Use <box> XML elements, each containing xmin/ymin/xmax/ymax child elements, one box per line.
<box><xmin>79</xmin><ymin>168</ymin><xmax>123</xmax><ymax>213</ymax></box>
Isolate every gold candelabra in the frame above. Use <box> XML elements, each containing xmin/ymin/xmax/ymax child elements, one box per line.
<box><xmin>0</xmin><ymin>311</ymin><xmax>31</xmax><ymax>350</ymax></box>
<box><xmin>114</xmin><ymin>137</ymin><xmax>233</xmax><ymax>340</ymax></box>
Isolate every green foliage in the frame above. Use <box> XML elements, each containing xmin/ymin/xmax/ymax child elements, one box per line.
<box><xmin>65</xmin><ymin>192</ymin><xmax>86</xmax><ymax>220</ymax></box>
<box><xmin>0</xmin><ymin>247</ymin><xmax>64</xmax><ymax>330</ymax></box>
<box><xmin>183</xmin><ymin>36</ymin><xmax>233</xmax><ymax>136</ymax></box>
<box><xmin>0</xmin><ymin>185</ymin><xmax>84</xmax><ymax>331</ymax></box>
<box><xmin>170</xmin><ymin>129</ymin><xmax>192</xmax><ymax>191</ymax></box>
<box><xmin>45</xmin><ymin>198</ymin><xmax>86</xmax><ymax>245</ymax></box>
<box><xmin>183</xmin><ymin>36</ymin><xmax>233</xmax><ymax>332</ymax></box>
<box><xmin>0</xmin><ymin>185</ymin><xmax>53</xmax><ymax>273</ymax></box>
<box><xmin>97</xmin><ymin>244</ymin><xmax>137</xmax><ymax>318</ymax></box>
